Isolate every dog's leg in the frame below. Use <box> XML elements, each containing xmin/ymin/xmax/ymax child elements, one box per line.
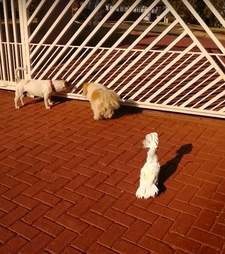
<box><xmin>20</xmin><ymin>95</ymin><xmax>24</xmax><ymax>107</ymax></box>
<box><xmin>93</xmin><ymin>112</ymin><xmax>101</xmax><ymax>120</ymax></box>
<box><xmin>14</xmin><ymin>89</ymin><xmax>20</xmax><ymax>109</ymax></box>
<box><xmin>104</xmin><ymin>109</ymin><xmax>113</xmax><ymax>119</ymax></box>
<box><xmin>44</xmin><ymin>95</ymin><xmax>51</xmax><ymax>109</ymax></box>
<box><xmin>91</xmin><ymin>103</ymin><xmax>101</xmax><ymax>120</ymax></box>
<box><xmin>48</xmin><ymin>98</ymin><xmax>53</xmax><ymax>106</ymax></box>
<box><xmin>14</xmin><ymin>96</ymin><xmax>20</xmax><ymax>109</ymax></box>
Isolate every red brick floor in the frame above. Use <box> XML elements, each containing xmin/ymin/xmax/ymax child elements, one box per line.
<box><xmin>0</xmin><ymin>90</ymin><xmax>225</xmax><ymax>254</ymax></box>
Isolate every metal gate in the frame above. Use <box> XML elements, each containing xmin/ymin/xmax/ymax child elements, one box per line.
<box><xmin>1</xmin><ymin>0</ymin><xmax>225</xmax><ymax>118</ymax></box>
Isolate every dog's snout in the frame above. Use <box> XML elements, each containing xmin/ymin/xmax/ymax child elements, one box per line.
<box><xmin>63</xmin><ymin>82</ymin><xmax>71</xmax><ymax>92</ymax></box>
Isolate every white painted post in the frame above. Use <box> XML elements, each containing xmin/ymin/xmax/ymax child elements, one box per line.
<box><xmin>11</xmin><ymin>0</ymin><xmax>20</xmax><ymax>70</ymax></box>
<box><xmin>3</xmin><ymin>0</ymin><xmax>13</xmax><ymax>80</ymax></box>
<box><xmin>18</xmin><ymin>0</ymin><xmax>31</xmax><ymax>79</ymax></box>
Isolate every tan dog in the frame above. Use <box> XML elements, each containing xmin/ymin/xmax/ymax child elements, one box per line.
<box><xmin>83</xmin><ymin>82</ymin><xmax>120</xmax><ymax>120</ymax></box>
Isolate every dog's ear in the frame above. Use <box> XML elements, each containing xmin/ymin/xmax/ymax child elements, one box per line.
<box><xmin>82</xmin><ymin>83</ymin><xmax>89</xmax><ymax>96</ymax></box>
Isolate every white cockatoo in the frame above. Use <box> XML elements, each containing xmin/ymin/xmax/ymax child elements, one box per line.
<box><xmin>136</xmin><ymin>132</ymin><xmax>160</xmax><ymax>199</ymax></box>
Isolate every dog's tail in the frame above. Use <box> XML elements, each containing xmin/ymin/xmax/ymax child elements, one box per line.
<box><xmin>15</xmin><ymin>67</ymin><xmax>24</xmax><ymax>82</ymax></box>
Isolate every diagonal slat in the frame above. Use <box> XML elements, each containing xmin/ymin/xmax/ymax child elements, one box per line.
<box><xmin>99</xmin><ymin>11</ymin><xmax>170</xmax><ymax>87</ymax></box>
<box><xmin>200</xmin><ymin>85</ymin><xmax>225</xmax><ymax>110</ymax></box>
<box><xmin>162</xmin><ymin>65</ymin><xmax>213</xmax><ymax>105</ymax></box>
<box><xmin>29</xmin><ymin>0</ymin><xmax>60</xmax><ymax>42</ymax></box>
<box><xmin>27</xmin><ymin>0</ymin><xmax>46</xmax><ymax>25</ymax></box>
<box><xmin>183</xmin><ymin>0</ymin><xmax>225</xmax><ymax>55</ymax></box>
<box><xmin>30</xmin><ymin>0</ymin><xmax>75</xmax><ymax>57</ymax></box>
<box><xmin>31</xmin><ymin>0</ymin><xmax>90</xmax><ymax>75</ymax></box>
<box><xmin>127</xmin><ymin>32</ymin><xmax>189</xmax><ymax>100</ymax></box>
<box><xmin>62</xmin><ymin>0</ymin><xmax>142</xmax><ymax>83</ymax></box>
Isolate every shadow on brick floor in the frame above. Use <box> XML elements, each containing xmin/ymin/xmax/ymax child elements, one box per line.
<box><xmin>158</xmin><ymin>143</ymin><xmax>193</xmax><ymax>194</ymax></box>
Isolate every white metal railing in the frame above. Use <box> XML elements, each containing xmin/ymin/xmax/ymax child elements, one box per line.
<box><xmin>68</xmin><ymin>0</ymin><xmax>162</xmax><ymax>86</ymax></box>
<box><xmin>53</xmin><ymin>0</ymin><xmax>142</xmax><ymax>81</ymax></box>
<box><xmin>0</xmin><ymin>0</ymin><xmax>225</xmax><ymax>118</ymax></box>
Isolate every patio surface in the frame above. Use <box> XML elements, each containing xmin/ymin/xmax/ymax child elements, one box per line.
<box><xmin>0</xmin><ymin>90</ymin><xmax>225</xmax><ymax>254</ymax></box>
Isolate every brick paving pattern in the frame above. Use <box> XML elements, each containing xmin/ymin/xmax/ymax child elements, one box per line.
<box><xmin>0</xmin><ymin>90</ymin><xmax>225</xmax><ymax>254</ymax></box>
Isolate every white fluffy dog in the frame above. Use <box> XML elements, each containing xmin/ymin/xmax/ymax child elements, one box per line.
<box><xmin>14</xmin><ymin>77</ymin><xmax>68</xmax><ymax>109</ymax></box>
<box><xmin>136</xmin><ymin>132</ymin><xmax>160</xmax><ymax>199</ymax></box>
<box><xmin>82</xmin><ymin>82</ymin><xmax>120</xmax><ymax>120</ymax></box>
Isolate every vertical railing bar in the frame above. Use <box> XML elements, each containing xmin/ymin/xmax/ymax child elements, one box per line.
<box><xmin>18</xmin><ymin>0</ymin><xmax>31</xmax><ymax>79</ymax></box>
<box><xmin>31</xmin><ymin>0</ymin><xmax>90</xmax><ymax>74</ymax></box>
<box><xmin>11</xmin><ymin>0</ymin><xmax>19</xmax><ymax>71</ymax></box>
<box><xmin>54</xmin><ymin>0</ymin><xmax>128</xmax><ymax>81</ymax></box>
<box><xmin>144</xmin><ymin>53</ymin><xmax>204</xmax><ymax>102</ymax></box>
<box><xmin>204</xmin><ymin>0</ymin><xmax>225</xmax><ymax>28</ymax></box>
<box><xmin>0</xmin><ymin>63</ymin><xmax>2</xmax><ymax>79</ymax></box>
<box><xmin>105</xmin><ymin>19</ymin><xmax>178</xmax><ymax>90</ymax></box>
<box><xmin>162</xmin><ymin>64</ymin><xmax>212</xmax><ymax>105</ymax></box>
<box><xmin>70</xmin><ymin>0</ymin><xmax>163</xmax><ymax>86</ymax></box>
<box><xmin>3</xmin><ymin>45</ymin><xmax>10</xmax><ymax>80</ymax></box>
<box><xmin>101</xmin><ymin>51</ymin><xmax>138</xmax><ymax>84</ymax></box>
<box><xmin>175</xmin><ymin>71</ymin><xmax>217</xmax><ymax>105</ymax></box>
<box><xmin>19</xmin><ymin>43</ymin><xmax>25</xmax><ymax>79</ymax></box>
<box><xmin>0</xmin><ymin>20</ymin><xmax>6</xmax><ymax>80</ymax></box>
<box><xmin>30</xmin><ymin>0</ymin><xmax>75</xmax><ymax>56</ymax></box>
<box><xmin>163</xmin><ymin>0</ymin><xmax>225</xmax><ymax>79</ymax></box>
<box><xmin>27</xmin><ymin>0</ymin><xmax>46</xmax><ymax>25</ymax></box>
<box><xmin>182</xmin><ymin>0</ymin><xmax>225</xmax><ymax>55</ymax></box>
<box><xmin>0</xmin><ymin>45</ymin><xmax>2</xmax><ymax>79</ymax></box>
<box><xmin>10</xmin><ymin>44</ymin><xmax>16</xmax><ymax>77</ymax></box>
<box><xmin>29</xmin><ymin>0</ymin><xmax>60</xmax><ymax>42</ymax></box>
<box><xmin>120</xmin><ymin>31</ymin><xmax>188</xmax><ymax>98</ymax></box>
<box><xmin>3</xmin><ymin>0</ymin><xmax>13</xmax><ymax>80</ymax></box>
